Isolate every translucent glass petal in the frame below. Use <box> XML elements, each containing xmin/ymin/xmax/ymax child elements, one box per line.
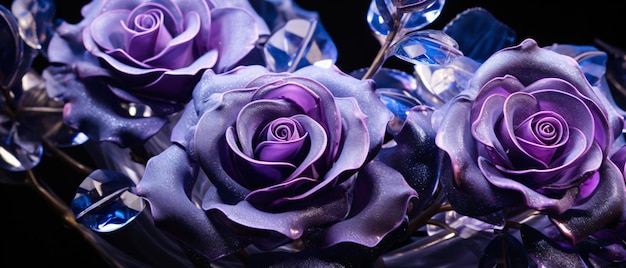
<box><xmin>263</xmin><ymin>18</ymin><xmax>337</xmax><ymax>72</ymax></box>
<box><xmin>367</xmin><ymin>0</ymin><xmax>445</xmax><ymax>42</ymax></box>
<box><xmin>413</xmin><ymin>55</ymin><xmax>480</xmax><ymax>107</ymax></box>
<box><xmin>0</xmin><ymin>4</ymin><xmax>23</xmax><ymax>89</ymax></box>
<box><xmin>442</xmin><ymin>8</ymin><xmax>516</xmax><ymax>63</ymax></box>
<box><xmin>351</xmin><ymin>67</ymin><xmax>421</xmax><ymax>121</ymax></box>
<box><xmin>71</xmin><ymin>169</ymin><xmax>145</xmax><ymax>232</ymax></box>
<box><xmin>392</xmin><ymin>30</ymin><xmax>463</xmax><ymax>67</ymax></box>
<box><xmin>0</xmin><ymin>120</ymin><xmax>43</xmax><ymax>172</ymax></box>
<box><xmin>18</xmin><ymin>71</ymin><xmax>88</xmax><ymax>147</ymax></box>
<box><xmin>392</xmin><ymin>0</ymin><xmax>440</xmax><ymax>12</ymax></box>
<box><xmin>367</xmin><ymin>0</ymin><xmax>395</xmax><ymax>39</ymax></box>
<box><xmin>11</xmin><ymin>0</ymin><xmax>56</xmax><ymax>51</ymax></box>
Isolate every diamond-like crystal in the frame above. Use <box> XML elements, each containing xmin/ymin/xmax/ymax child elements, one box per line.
<box><xmin>264</xmin><ymin>18</ymin><xmax>337</xmax><ymax>72</ymax></box>
<box><xmin>71</xmin><ymin>169</ymin><xmax>145</xmax><ymax>232</ymax></box>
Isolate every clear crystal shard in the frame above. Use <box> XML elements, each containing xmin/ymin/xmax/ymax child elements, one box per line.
<box><xmin>393</xmin><ymin>30</ymin><xmax>463</xmax><ymax>66</ymax></box>
<box><xmin>413</xmin><ymin>55</ymin><xmax>480</xmax><ymax>107</ymax></box>
<box><xmin>71</xmin><ymin>169</ymin><xmax>145</xmax><ymax>232</ymax></box>
<box><xmin>0</xmin><ymin>115</ymin><xmax>43</xmax><ymax>172</ymax></box>
<box><xmin>264</xmin><ymin>19</ymin><xmax>337</xmax><ymax>72</ymax></box>
<box><xmin>11</xmin><ymin>0</ymin><xmax>56</xmax><ymax>51</ymax></box>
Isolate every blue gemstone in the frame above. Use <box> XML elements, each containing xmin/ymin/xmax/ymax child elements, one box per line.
<box><xmin>71</xmin><ymin>169</ymin><xmax>145</xmax><ymax>232</ymax></box>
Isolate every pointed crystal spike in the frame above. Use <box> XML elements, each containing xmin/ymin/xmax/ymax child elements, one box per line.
<box><xmin>392</xmin><ymin>30</ymin><xmax>463</xmax><ymax>67</ymax></box>
<box><xmin>71</xmin><ymin>169</ymin><xmax>145</xmax><ymax>232</ymax></box>
<box><xmin>264</xmin><ymin>18</ymin><xmax>337</xmax><ymax>72</ymax></box>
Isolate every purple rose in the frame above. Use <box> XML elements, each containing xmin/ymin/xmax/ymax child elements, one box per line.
<box><xmin>137</xmin><ymin>65</ymin><xmax>417</xmax><ymax>260</ymax></box>
<box><xmin>44</xmin><ymin>0</ymin><xmax>269</xmax><ymax>146</ymax></box>
<box><xmin>435</xmin><ymin>39</ymin><xmax>625</xmax><ymax>242</ymax></box>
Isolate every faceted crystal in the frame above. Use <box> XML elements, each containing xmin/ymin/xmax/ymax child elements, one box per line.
<box><xmin>71</xmin><ymin>169</ymin><xmax>145</xmax><ymax>232</ymax></box>
<box><xmin>392</xmin><ymin>30</ymin><xmax>463</xmax><ymax>67</ymax></box>
<box><xmin>264</xmin><ymin>18</ymin><xmax>337</xmax><ymax>72</ymax></box>
<box><xmin>0</xmin><ymin>117</ymin><xmax>43</xmax><ymax>172</ymax></box>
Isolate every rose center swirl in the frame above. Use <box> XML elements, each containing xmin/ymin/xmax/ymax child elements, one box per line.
<box><xmin>254</xmin><ymin>117</ymin><xmax>308</xmax><ymax>163</ymax></box>
<box><xmin>515</xmin><ymin>111</ymin><xmax>566</xmax><ymax>146</ymax></box>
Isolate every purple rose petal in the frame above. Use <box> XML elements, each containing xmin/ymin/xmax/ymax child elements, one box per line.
<box><xmin>550</xmin><ymin>160</ymin><xmax>626</xmax><ymax>243</ymax></box>
<box><xmin>319</xmin><ymin>160</ymin><xmax>417</xmax><ymax>247</ymax></box>
<box><xmin>137</xmin><ymin>145</ymin><xmax>245</xmax><ymax>260</ymax></box>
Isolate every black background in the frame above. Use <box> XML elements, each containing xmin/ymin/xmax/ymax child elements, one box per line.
<box><xmin>1</xmin><ymin>0</ymin><xmax>625</xmax><ymax>267</ymax></box>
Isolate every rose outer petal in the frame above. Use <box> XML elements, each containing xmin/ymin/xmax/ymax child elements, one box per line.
<box><xmin>376</xmin><ymin>108</ymin><xmax>440</xmax><ymax>213</ymax></box>
<box><xmin>43</xmin><ymin>66</ymin><xmax>167</xmax><ymax>147</ymax></box>
<box><xmin>550</xmin><ymin>159</ymin><xmax>626</xmax><ymax>243</ymax></box>
<box><xmin>209</xmin><ymin>7</ymin><xmax>262</xmax><ymax>72</ymax></box>
<box><xmin>319</xmin><ymin>160</ymin><xmax>417</xmax><ymax>247</ymax></box>
<box><xmin>436</xmin><ymin>97</ymin><xmax>513</xmax><ymax>219</ymax></box>
<box><xmin>137</xmin><ymin>145</ymin><xmax>245</xmax><ymax>260</ymax></box>
<box><xmin>203</xmin><ymin>181</ymin><xmax>350</xmax><ymax>249</ymax></box>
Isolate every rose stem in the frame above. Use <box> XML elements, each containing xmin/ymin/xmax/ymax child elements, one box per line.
<box><xmin>25</xmin><ymin>170</ymin><xmax>123</xmax><ymax>268</ymax></box>
<box><xmin>361</xmin><ymin>13</ymin><xmax>404</xmax><ymax>80</ymax></box>
<box><xmin>41</xmin><ymin>136</ymin><xmax>93</xmax><ymax>176</ymax></box>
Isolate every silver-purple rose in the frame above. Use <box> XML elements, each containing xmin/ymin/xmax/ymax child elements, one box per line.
<box><xmin>44</xmin><ymin>0</ymin><xmax>269</xmax><ymax>146</ymax></box>
<box><xmin>435</xmin><ymin>39</ymin><xmax>625</xmax><ymax>242</ymax></box>
<box><xmin>137</xmin><ymin>65</ymin><xmax>417</xmax><ymax>260</ymax></box>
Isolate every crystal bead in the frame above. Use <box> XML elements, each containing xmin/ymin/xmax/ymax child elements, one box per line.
<box><xmin>71</xmin><ymin>169</ymin><xmax>145</xmax><ymax>232</ymax></box>
<box><xmin>392</xmin><ymin>30</ymin><xmax>463</xmax><ymax>67</ymax></box>
<box><xmin>264</xmin><ymin>18</ymin><xmax>337</xmax><ymax>72</ymax></box>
